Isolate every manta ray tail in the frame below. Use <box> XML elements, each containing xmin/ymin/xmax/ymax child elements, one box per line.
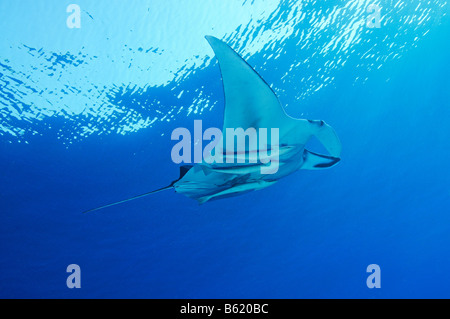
<box><xmin>82</xmin><ymin>186</ymin><xmax>173</xmax><ymax>214</ymax></box>
<box><xmin>83</xmin><ymin>165</ymin><xmax>193</xmax><ymax>214</ymax></box>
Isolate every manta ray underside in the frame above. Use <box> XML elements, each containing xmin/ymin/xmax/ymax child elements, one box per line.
<box><xmin>84</xmin><ymin>35</ymin><xmax>341</xmax><ymax>213</ymax></box>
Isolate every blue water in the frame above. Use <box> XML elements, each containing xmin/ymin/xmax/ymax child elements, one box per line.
<box><xmin>1</xmin><ymin>0</ymin><xmax>449</xmax><ymax>298</ymax></box>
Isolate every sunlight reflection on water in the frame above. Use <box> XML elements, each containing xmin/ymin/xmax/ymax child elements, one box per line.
<box><xmin>0</xmin><ymin>0</ymin><xmax>447</xmax><ymax>144</ymax></box>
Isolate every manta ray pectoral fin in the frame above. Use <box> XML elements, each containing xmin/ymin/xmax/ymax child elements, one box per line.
<box><xmin>196</xmin><ymin>180</ymin><xmax>276</xmax><ymax>204</ymax></box>
<box><xmin>204</xmin><ymin>35</ymin><xmax>331</xmax><ymax>148</ymax></box>
<box><xmin>179</xmin><ymin>165</ymin><xmax>194</xmax><ymax>179</ymax></box>
<box><xmin>83</xmin><ymin>165</ymin><xmax>193</xmax><ymax>214</ymax></box>
<box><xmin>301</xmin><ymin>149</ymin><xmax>340</xmax><ymax>170</ymax></box>
<box><xmin>199</xmin><ymin>164</ymin><xmax>214</xmax><ymax>176</ymax></box>
<box><xmin>205</xmin><ymin>35</ymin><xmax>291</xmax><ymax>133</ymax></box>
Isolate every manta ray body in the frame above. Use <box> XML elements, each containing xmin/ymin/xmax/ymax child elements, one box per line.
<box><xmin>84</xmin><ymin>36</ymin><xmax>341</xmax><ymax>213</ymax></box>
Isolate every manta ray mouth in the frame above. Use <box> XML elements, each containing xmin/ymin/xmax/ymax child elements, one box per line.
<box><xmin>314</xmin><ymin>157</ymin><xmax>340</xmax><ymax>168</ymax></box>
<box><xmin>304</xmin><ymin>149</ymin><xmax>341</xmax><ymax>168</ymax></box>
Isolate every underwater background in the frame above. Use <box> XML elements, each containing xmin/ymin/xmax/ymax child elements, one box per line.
<box><xmin>0</xmin><ymin>0</ymin><xmax>449</xmax><ymax>298</ymax></box>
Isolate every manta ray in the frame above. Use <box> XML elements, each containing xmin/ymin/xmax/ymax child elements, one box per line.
<box><xmin>84</xmin><ymin>36</ymin><xmax>341</xmax><ymax>213</ymax></box>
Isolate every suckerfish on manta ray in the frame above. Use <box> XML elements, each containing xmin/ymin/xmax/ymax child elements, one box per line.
<box><xmin>83</xmin><ymin>35</ymin><xmax>342</xmax><ymax>213</ymax></box>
